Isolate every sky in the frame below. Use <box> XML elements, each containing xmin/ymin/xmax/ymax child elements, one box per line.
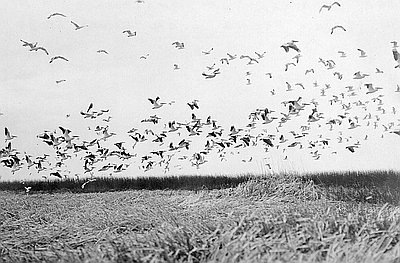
<box><xmin>1</xmin><ymin>0</ymin><xmax>400</xmax><ymax>181</ymax></box>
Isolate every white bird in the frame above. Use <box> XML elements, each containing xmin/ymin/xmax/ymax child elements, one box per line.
<box><xmin>353</xmin><ymin>71</ymin><xmax>369</xmax><ymax>79</ymax></box>
<box><xmin>357</xmin><ymin>49</ymin><xmax>367</xmax><ymax>58</ymax></box>
<box><xmin>365</xmin><ymin>83</ymin><xmax>382</xmax><ymax>94</ymax></box>
<box><xmin>5</xmin><ymin>127</ymin><xmax>17</xmax><ymax>142</ymax></box>
<box><xmin>338</xmin><ymin>51</ymin><xmax>346</xmax><ymax>57</ymax></box>
<box><xmin>81</xmin><ymin>178</ymin><xmax>97</xmax><ymax>189</ymax></box>
<box><xmin>148</xmin><ymin>97</ymin><xmax>166</xmax><ymax>109</ymax></box>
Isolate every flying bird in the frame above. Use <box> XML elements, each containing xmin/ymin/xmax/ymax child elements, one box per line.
<box><xmin>331</xmin><ymin>25</ymin><xmax>346</xmax><ymax>34</ymax></box>
<box><xmin>319</xmin><ymin>2</ymin><xmax>341</xmax><ymax>13</ymax></box>
<box><xmin>47</xmin><ymin>13</ymin><xmax>66</xmax><ymax>19</ymax></box>
<box><xmin>97</xmin><ymin>50</ymin><xmax>109</xmax><ymax>54</ymax></box>
<box><xmin>202</xmin><ymin>48</ymin><xmax>214</xmax><ymax>55</ymax></box>
<box><xmin>71</xmin><ymin>21</ymin><xmax>88</xmax><ymax>30</ymax></box>
<box><xmin>49</xmin><ymin>56</ymin><xmax>68</xmax><ymax>63</ymax></box>
<box><xmin>5</xmin><ymin>127</ymin><xmax>17</xmax><ymax>142</ymax></box>
<box><xmin>357</xmin><ymin>49</ymin><xmax>367</xmax><ymax>58</ymax></box>
<box><xmin>29</xmin><ymin>46</ymin><xmax>49</xmax><ymax>55</ymax></box>
<box><xmin>123</xmin><ymin>30</ymin><xmax>136</xmax><ymax>37</ymax></box>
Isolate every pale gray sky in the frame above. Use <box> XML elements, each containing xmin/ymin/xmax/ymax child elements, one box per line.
<box><xmin>1</xmin><ymin>0</ymin><xmax>400</xmax><ymax>180</ymax></box>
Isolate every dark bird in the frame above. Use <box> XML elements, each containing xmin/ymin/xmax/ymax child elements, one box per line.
<box><xmin>29</xmin><ymin>46</ymin><xmax>49</xmax><ymax>55</ymax></box>
<box><xmin>71</xmin><ymin>21</ymin><xmax>88</xmax><ymax>30</ymax></box>
<box><xmin>49</xmin><ymin>56</ymin><xmax>68</xmax><ymax>63</ymax></box>
<box><xmin>47</xmin><ymin>13</ymin><xmax>66</xmax><ymax>19</ymax></box>
<box><xmin>123</xmin><ymin>30</ymin><xmax>136</xmax><ymax>37</ymax></box>
<box><xmin>202</xmin><ymin>48</ymin><xmax>214</xmax><ymax>55</ymax></box>
<box><xmin>331</xmin><ymin>25</ymin><xmax>346</xmax><ymax>34</ymax></box>
<box><xmin>319</xmin><ymin>2</ymin><xmax>341</xmax><ymax>13</ymax></box>
<box><xmin>97</xmin><ymin>50</ymin><xmax>109</xmax><ymax>54</ymax></box>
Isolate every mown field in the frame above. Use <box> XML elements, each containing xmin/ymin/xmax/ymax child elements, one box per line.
<box><xmin>1</xmin><ymin>171</ymin><xmax>400</xmax><ymax>262</ymax></box>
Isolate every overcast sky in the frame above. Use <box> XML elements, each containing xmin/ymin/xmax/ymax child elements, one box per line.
<box><xmin>1</xmin><ymin>0</ymin><xmax>400</xmax><ymax>181</ymax></box>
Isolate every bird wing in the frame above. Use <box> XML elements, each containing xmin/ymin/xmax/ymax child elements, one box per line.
<box><xmin>70</xmin><ymin>21</ymin><xmax>79</xmax><ymax>28</ymax></box>
<box><xmin>319</xmin><ymin>5</ymin><xmax>330</xmax><ymax>12</ymax></box>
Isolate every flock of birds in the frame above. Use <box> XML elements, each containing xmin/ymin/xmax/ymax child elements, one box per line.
<box><xmin>1</xmin><ymin>1</ymin><xmax>400</xmax><ymax>186</ymax></box>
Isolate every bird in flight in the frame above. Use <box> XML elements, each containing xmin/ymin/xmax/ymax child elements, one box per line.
<box><xmin>5</xmin><ymin>127</ymin><xmax>17</xmax><ymax>142</ymax></box>
<box><xmin>71</xmin><ymin>21</ymin><xmax>88</xmax><ymax>30</ymax></box>
<box><xmin>29</xmin><ymin>46</ymin><xmax>49</xmax><ymax>55</ymax></box>
<box><xmin>49</xmin><ymin>56</ymin><xmax>68</xmax><ymax>63</ymax></box>
<box><xmin>47</xmin><ymin>13</ymin><xmax>66</xmax><ymax>19</ymax></box>
<box><xmin>285</xmin><ymin>62</ymin><xmax>296</xmax><ymax>71</ymax></box>
<box><xmin>172</xmin><ymin>41</ymin><xmax>184</xmax><ymax>49</ymax></box>
<box><xmin>56</xmin><ymin>79</ymin><xmax>66</xmax><ymax>84</ymax></box>
<box><xmin>281</xmin><ymin>41</ymin><xmax>300</xmax><ymax>53</ymax></box>
<box><xmin>319</xmin><ymin>2</ymin><xmax>341</xmax><ymax>13</ymax></box>
<box><xmin>331</xmin><ymin>25</ymin><xmax>346</xmax><ymax>34</ymax></box>
<box><xmin>357</xmin><ymin>49</ymin><xmax>367</xmax><ymax>58</ymax></box>
<box><xmin>202</xmin><ymin>48</ymin><xmax>214</xmax><ymax>55</ymax></box>
<box><xmin>338</xmin><ymin>51</ymin><xmax>347</xmax><ymax>57</ymax></box>
<box><xmin>202</xmin><ymin>69</ymin><xmax>220</xmax><ymax>79</ymax></box>
<box><xmin>97</xmin><ymin>50</ymin><xmax>109</xmax><ymax>54</ymax></box>
<box><xmin>123</xmin><ymin>30</ymin><xmax>136</xmax><ymax>37</ymax></box>
<box><xmin>148</xmin><ymin>97</ymin><xmax>166</xmax><ymax>109</ymax></box>
<box><xmin>20</xmin><ymin>40</ymin><xmax>37</xmax><ymax>49</ymax></box>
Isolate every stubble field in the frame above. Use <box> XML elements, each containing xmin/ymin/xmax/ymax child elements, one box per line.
<box><xmin>1</xmin><ymin>172</ymin><xmax>400</xmax><ymax>263</ymax></box>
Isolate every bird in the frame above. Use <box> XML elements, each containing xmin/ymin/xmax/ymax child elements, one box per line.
<box><xmin>20</xmin><ymin>40</ymin><xmax>38</xmax><ymax>49</ymax></box>
<box><xmin>319</xmin><ymin>2</ymin><xmax>341</xmax><ymax>13</ymax></box>
<box><xmin>49</xmin><ymin>56</ymin><xmax>68</xmax><ymax>63</ymax></box>
<box><xmin>81</xmin><ymin>178</ymin><xmax>97</xmax><ymax>189</ymax></box>
<box><xmin>172</xmin><ymin>41</ymin><xmax>184</xmax><ymax>49</ymax></box>
<box><xmin>202</xmin><ymin>48</ymin><xmax>213</xmax><ymax>55</ymax></box>
<box><xmin>29</xmin><ymin>46</ymin><xmax>49</xmax><ymax>55</ymax></box>
<box><xmin>56</xmin><ymin>79</ymin><xmax>66</xmax><ymax>84</ymax></box>
<box><xmin>173</xmin><ymin>64</ymin><xmax>180</xmax><ymax>70</ymax></box>
<box><xmin>97</xmin><ymin>50</ymin><xmax>109</xmax><ymax>54</ymax></box>
<box><xmin>281</xmin><ymin>41</ymin><xmax>300</xmax><ymax>52</ymax></box>
<box><xmin>50</xmin><ymin>171</ymin><xmax>63</xmax><ymax>179</ymax></box>
<box><xmin>148</xmin><ymin>97</ymin><xmax>166</xmax><ymax>109</ymax></box>
<box><xmin>357</xmin><ymin>49</ymin><xmax>367</xmax><ymax>58</ymax></box>
<box><xmin>353</xmin><ymin>71</ymin><xmax>369</xmax><ymax>79</ymax></box>
<box><xmin>70</xmin><ymin>21</ymin><xmax>88</xmax><ymax>30</ymax></box>
<box><xmin>285</xmin><ymin>62</ymin><xmax>296</xmax><ymax>71</ymax></box>
<box><xmin>365</xmin><ymin>84</ymin><xmax>382</xmax><ymax>94</ymax></box>
<box><xmin>24</xmin><ymin>186</ymin><xmax>32</xmax><ymax>194</ymax></box>
<box><xmin>338</xmin><ymin>51</ymin><xmax>347</xmax><ymax>57</ymax></box>
<box><xmin>265</xmin><ymin>73</ymin><xmax>272</xmax><ymax>78</ymax></box>
<box><xmin>305</xmin><ymin>69</ymin><xmax>314</xmax><ymax>75</ymax></box>
<box><xmin>331</xmin><ymin>25</ymin><xmax>346</xmax><ymax>34</ymax></box>
<box><xmin>345</xmin><ymin>145</ymin><xmax>358</xmax><ymax>153</ymax></box>
<box><xmin>123</xmin><ymin>30</ymin><xmax>136</xmax><ymax>37</ymax></box>
<box><xmin>187</xmin><ymin>100</ymin><xmax>199</xmax><ymax>110</ymax></box>
<box><xmin>47</xmin><ymin>13</ymin><xmax>66</xmax><ymax>19</ymax></box>
<box><xmin>5</xmin><ymin>128</ymin><xmax>17</xmax><ymax>142</ymax></box>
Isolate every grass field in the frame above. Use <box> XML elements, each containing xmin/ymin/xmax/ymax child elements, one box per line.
<box><xmin>1</xmin><ymin>171</ymin><xmax>400</xmax><ymax>262</ymax></box>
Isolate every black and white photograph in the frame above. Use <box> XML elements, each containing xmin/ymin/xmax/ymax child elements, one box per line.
<box><xmin>1</xmin><ymin>0</ymin><xmax>400</xmax><ymax>262</ymax></box>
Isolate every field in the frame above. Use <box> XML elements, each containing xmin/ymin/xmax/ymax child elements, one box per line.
<box><xmin>1</xmin><ymin>171</ymin><xmax>400</xmax><ymax>262</ymax></box>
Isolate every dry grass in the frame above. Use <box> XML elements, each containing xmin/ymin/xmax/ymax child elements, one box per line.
<box><xmin>1</xmin><ymin>175</ymin><xmax>400</xmax><ymax>262</ymax></box>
